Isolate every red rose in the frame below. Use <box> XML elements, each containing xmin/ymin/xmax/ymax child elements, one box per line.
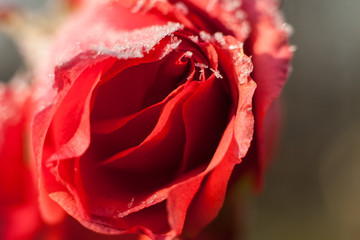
<box><xmin>32</xmin><ymin>0</ymin><xmax>292</xmax><ymax>239</ymax></box>
<box><xmin>0</xmin><ymin>83</ymin><xmax>41</xmax><ymax>240</ymax></box>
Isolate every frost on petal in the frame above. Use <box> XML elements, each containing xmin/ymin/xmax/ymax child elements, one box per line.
<box><xmin>48</xmin><ymin>0</ymin><xmax>183</xmax><ymax>68</ymax></box>
<box><xmin>54</xmin><ymin>22</ymin><xmax>183</xmax><ymax>66</ymax></box>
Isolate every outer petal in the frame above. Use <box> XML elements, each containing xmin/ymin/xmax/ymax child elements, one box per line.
<box><xmin>170</xmin><ymin>0</ymin><xmax>250</xmax><ymax>41</ymax></box>
<box><xmin>34</xmin><ymin>56</ymin><xmax>116</xmax><ymax>225</ymax></box>
<box><xmin>172</xmin><ymin>0</ymin><xmax>293</xmax><ymax>189</ymax></box>
<box><xmin>241</xmin><ymin>0</ymin><xmax>293</xmax><ymax>187</ymax></box>
<box><xmin>49</xmin><ymin>1</ymin><xmax>178</xmax><ymax>67</ymax></box>
<box><xmin>180</xmin><ymin>35</ymin><xmax>256</xmax><ymax>236</ymax></box>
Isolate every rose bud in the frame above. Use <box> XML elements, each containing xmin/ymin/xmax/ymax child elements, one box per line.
<box><xmin>32</xmin><ymin>0</ymin><xmax>292</xmax><ymax>239</ymax></box>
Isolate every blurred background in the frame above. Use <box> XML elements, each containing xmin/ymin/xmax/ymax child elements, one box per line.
<box><xmin>0</xmin><ymin>0</ymin><xmax>359</xmax><ymax>239</ymax></box>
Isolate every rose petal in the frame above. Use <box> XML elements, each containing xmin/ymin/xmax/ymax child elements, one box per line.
<box><xmin>180</xmin><ymin>75</ymin><xmax>231</xmax><ymax>174</ymax></box>
<box><xmin>91</xmin><ymin>50</ymin><xmax>191</xmax><ymax>129</ymax></box>
<box><xmin>75</xmin><ymin>83</ymin><xmax>201</xmax><ymax>216</ymax></box>
<box><xmin>170</xmin><ymin>0</ymin><xmax>249</xmax><ymax>41</ymax></box>
<box><xmin>0</xmin><ymin>84</ymin><xmax>42</xmax><ymax>240</ymax></box>
<box><xmin>183</xmin><ymin>79</ymin><xmax>256</xmax><ymax>235</ymax></box>
<box><xmin>37</xmin><ymin>32</ymin><xmax>185</xmax><ymax>224</ymax></box>
<box><xmin>241</xmin><ymin>0</ymin><xmax>293</xmax><ymax>186</ymax></box>
<box><xmin>179</xmin><ymin>34</ymin><xmax>256</xmax><ymax>235</ymax></box>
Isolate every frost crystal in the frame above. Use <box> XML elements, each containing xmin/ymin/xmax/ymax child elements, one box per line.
<box><xmin>117</xmin><ymin>210</ymin><xmax>131</xmax><ymax>218</ymax></box>
<box><xmin>214</xmin><ymin>32</ymin><xmax>226</xmax><ymax>46</ymax></box>
<box><xmin>228</xmin><ymin>42</ymin><xmax>244</xmax><ymax>50</ymax></box>
<box><xmin>127</xmin><ymin>197</ymin><xmax>135</xmax><ymax>208</ymax></box>
<box><xmin>90</xmin><ymin>22</ymin><xmax>183</xmax><ymax>59</ymax></box>
<box><xmin>188</xmin><ymin>35</ymin><xmax>199</xmax><ymax>43</ymax></box>
<box><xmin>237</xmin><ymin>56</ymin><xmax>253</xmax><ymax>84</ymax></box>
<box><xmin>184</xmin><ymin>51</ymin><xmax>193</xmax><ymax>58</ymax></box>
<box><xmin>199</xmin><ymin>31</ymin><xmax>212</xmax><ymax>42</ymax></box>
<box><xmin>210</xmin><ymin>68</ymin><xmax>223</xmax><ymax>79</ymax></box>
<box><xmin>194</xmin><ymin>62</ymin><xmax>209</xmax><ymax>69</ymax></box>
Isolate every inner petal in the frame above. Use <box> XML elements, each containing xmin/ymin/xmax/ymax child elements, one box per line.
<box><xmin>76</xmin><ymin>82</ymin><xmax>201</xmax><ymax>215</ymax></box>
<box><xmin>85</xmin><ymin>103</ymin><xmax>163</xmax><ymax>163</ymax></box>
<box><xmin>90</xmin><ymin>51</ymin><xmax>192</xmax><ymax>124</ymax></box>
<box><xmin>180</xmin><ymin>76</ymin><xmax>232</xmax><ymax>174</ymax></box>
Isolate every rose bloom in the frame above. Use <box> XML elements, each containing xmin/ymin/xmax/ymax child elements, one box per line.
<box><xmin>32</xmin><ymin>0</ymin><xmax>292</xmax><ymax>239</ymax></box>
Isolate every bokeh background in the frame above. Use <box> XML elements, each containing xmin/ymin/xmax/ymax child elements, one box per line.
<box><xmin>0</xmin><ymin>0</ymin><xmax>359</xmax><ymax>239</ymax></box>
